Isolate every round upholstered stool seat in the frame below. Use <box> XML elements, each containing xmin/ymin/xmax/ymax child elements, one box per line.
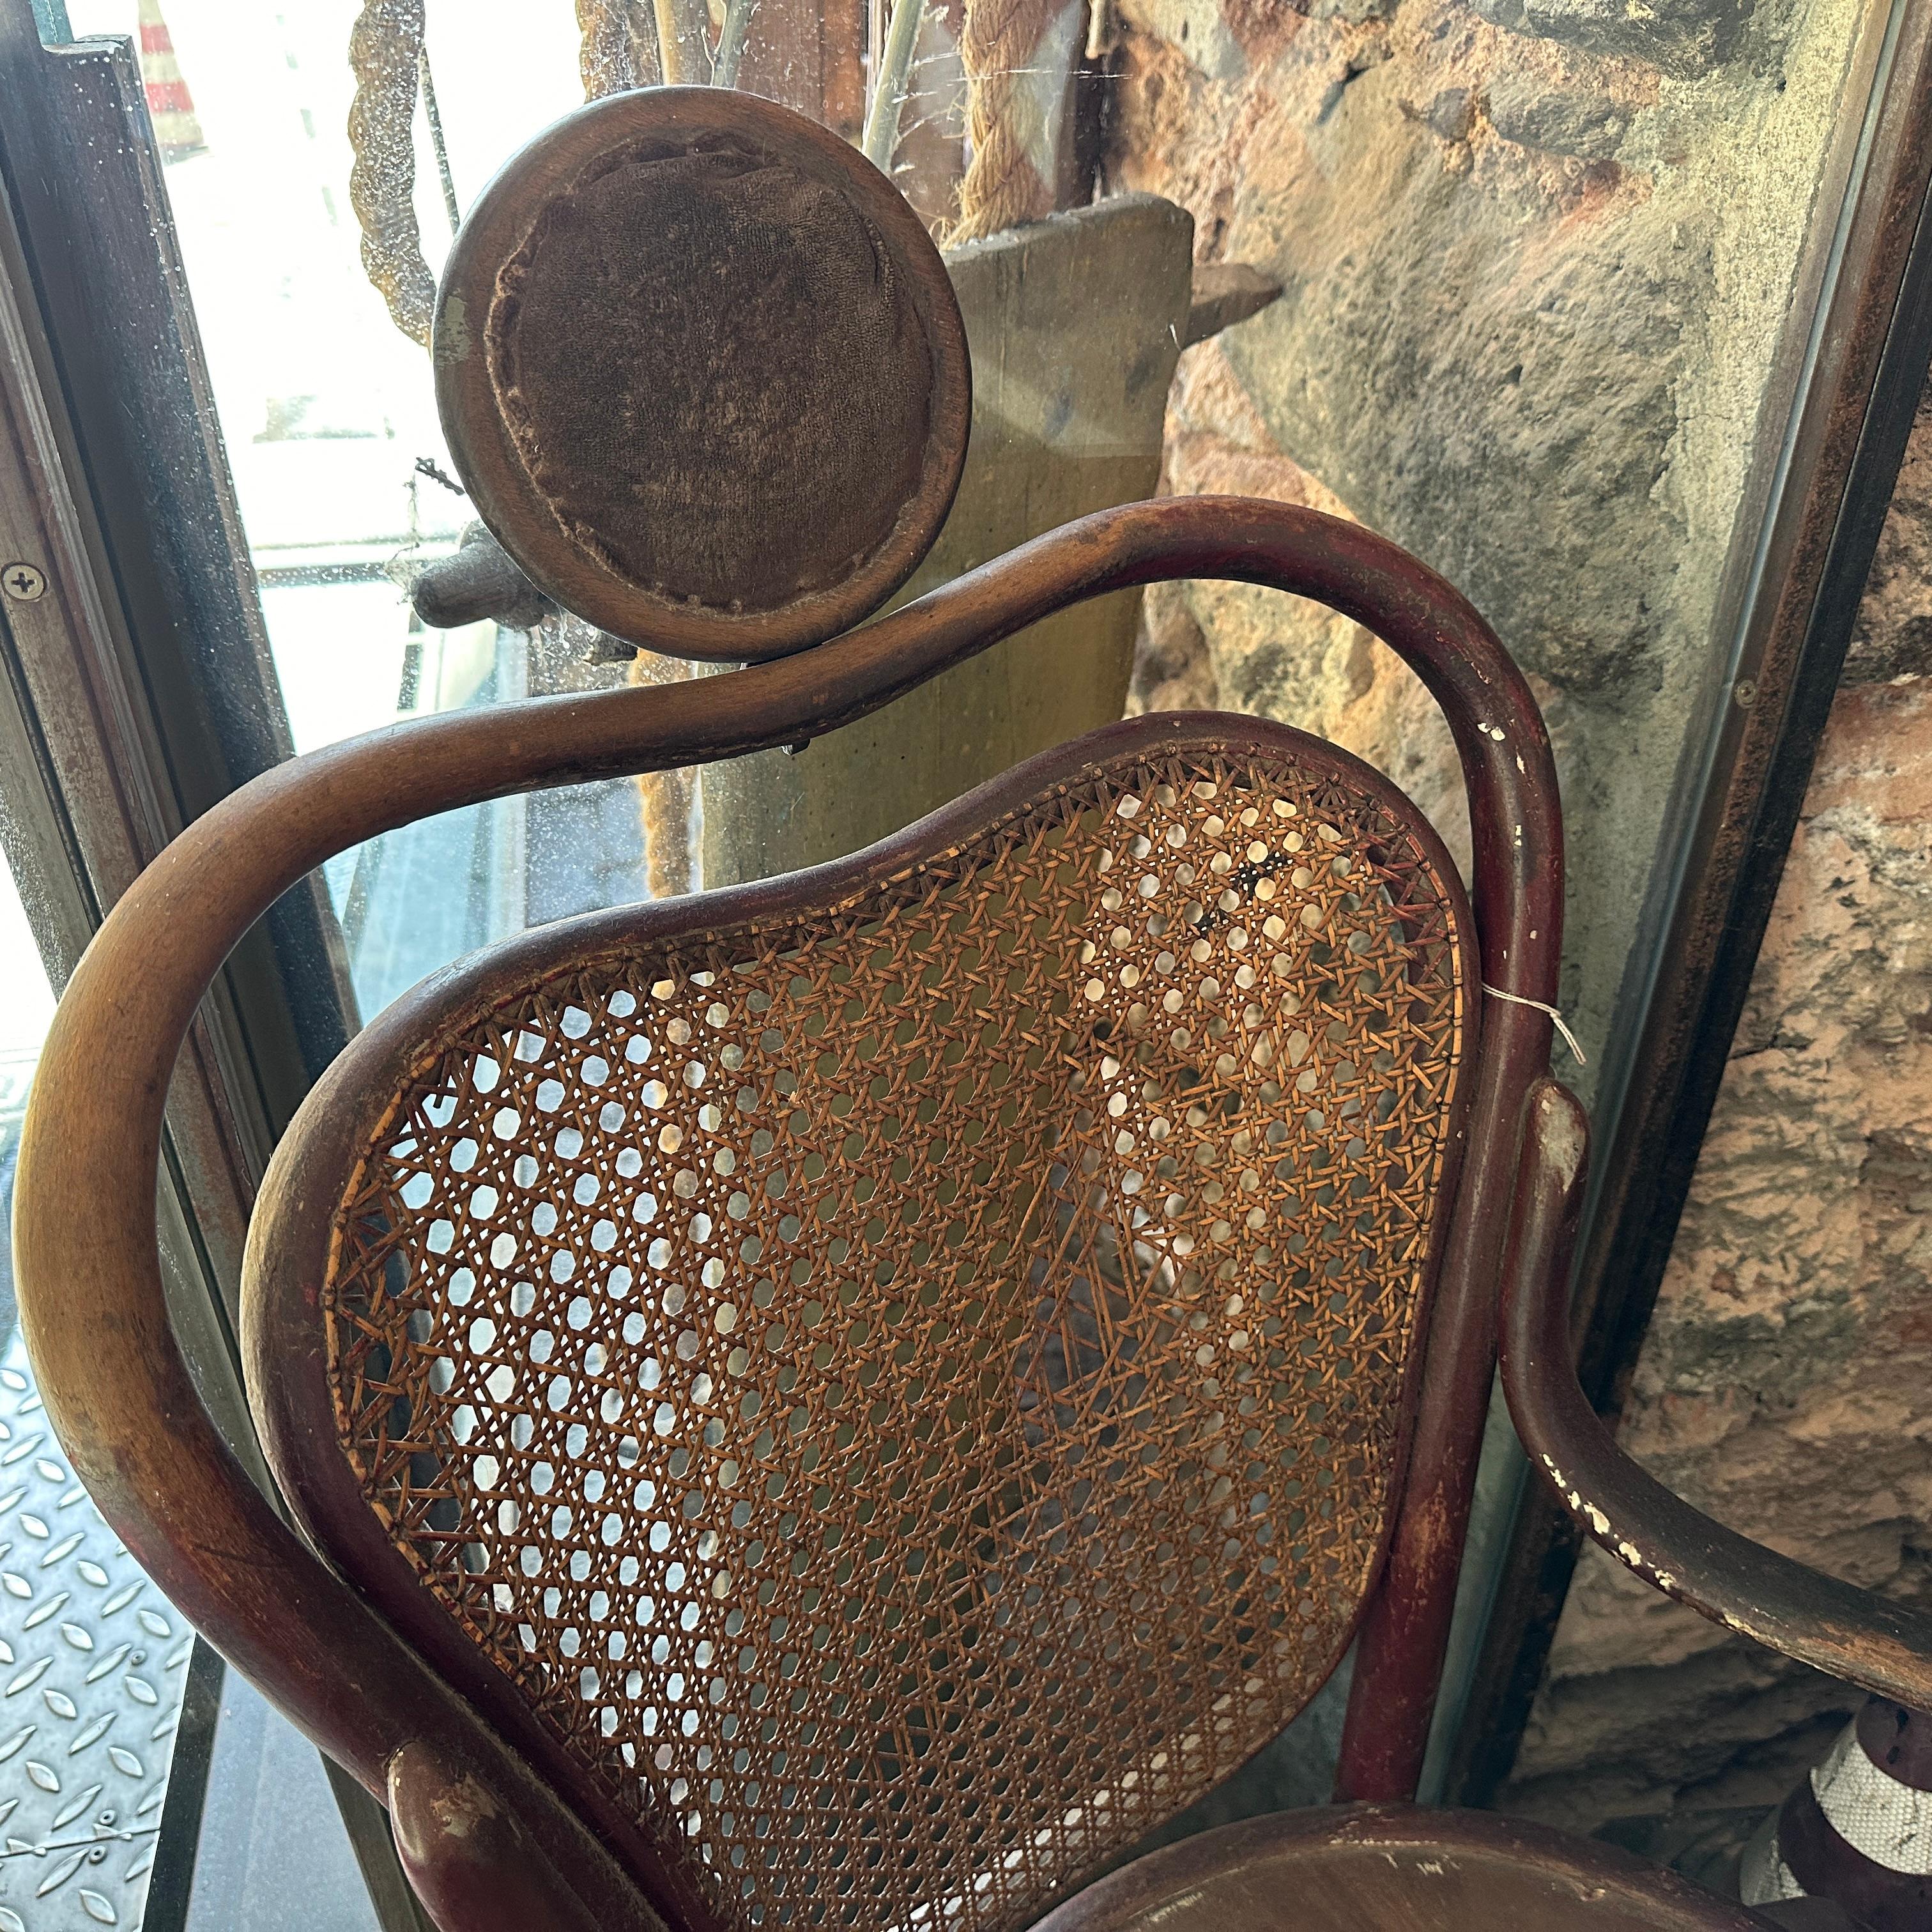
<box><xmin>1035</xmin><ymin>1806</ymin><xmax>1788</xmax><ymax>1932</ymax></box>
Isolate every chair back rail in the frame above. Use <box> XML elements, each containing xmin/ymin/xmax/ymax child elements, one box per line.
<box><xmin>12</xmin><ymin>497</ymin><xmax>1561</xmax><ymax>1926</ymax></box>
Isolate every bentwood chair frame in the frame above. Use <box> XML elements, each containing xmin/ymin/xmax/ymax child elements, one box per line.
<box><xmin>18</xmin><ymin>497</ymin><xmax>1932</xmax><ymax>1932</ymax></box>
<box><xmin>16</xmin><ymin>88</ymin><xmax>1932</xmax><ymax>1932</ymax></box>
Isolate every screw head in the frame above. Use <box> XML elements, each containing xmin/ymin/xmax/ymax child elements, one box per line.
<box><xmin>1733</xmin><ymin>678</ymin><xmax>1758</xmax><ymax>710</ymax></box>
<box><xmin>2</xmin><ymin>562</ymin><xmax>47</xmax><ymax>602</ymax></box>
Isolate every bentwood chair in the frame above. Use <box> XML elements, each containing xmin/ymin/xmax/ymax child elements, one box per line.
<box><xmin>15</xmin><ymin>86</ymin><xmax>1931</xmax><ymax>1932</ymax></box>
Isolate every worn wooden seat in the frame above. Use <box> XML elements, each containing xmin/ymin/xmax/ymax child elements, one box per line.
<box><xmin>1038</xmin><ymin>1806</ymin><xmax>1792</xmax><ymax>1932</ymax></box>
<box><xmin>15</xmin><ymin>84</ymin><xmax>1930</xmax><ymax>1932</ymax></box>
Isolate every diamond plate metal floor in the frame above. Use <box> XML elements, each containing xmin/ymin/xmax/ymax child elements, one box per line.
<box><xmin>0</xmin><ymin>1334</ymin><xmax>188</xmax><ymax>1930</ymax></box>
<box><xmin>0</xmin><ymin>1041</ymin><xmax>187</xmax><ymax>1932</ymax></box>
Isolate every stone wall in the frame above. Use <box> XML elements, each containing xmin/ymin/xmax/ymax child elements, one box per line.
<box><xmin>1106</xmin><ymin>0</ymin><xmax>1864</xmax><ymax>1074</ymax></box>
<box><xmin>1105</xmin><ymin>0</ymin><xmax>1920</xmax><ymax>1836</ymax></box>
<box><xmin>1499</xmin><ymin>388</ymin><xmax>1932</xmax><ymax>1832</ymax></box>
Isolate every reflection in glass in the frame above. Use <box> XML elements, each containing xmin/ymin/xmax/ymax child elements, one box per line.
<box><xmin>64</xmin><ymin>0</ymin><xmax>654</xmax><ymax>1025</ymax></box>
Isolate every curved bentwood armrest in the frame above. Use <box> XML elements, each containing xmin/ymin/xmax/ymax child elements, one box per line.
<box><xmin>13</xmin><ymin>498</ymin><xmax>1564</xmax><ymax>1928</ymax></box>
<box><xmin>1501</xmin><ymin>1080</ymin><xmax>1932</xmax><ymax>1713</ymax></box>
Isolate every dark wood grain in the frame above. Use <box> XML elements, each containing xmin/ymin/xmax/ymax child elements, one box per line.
<box><xmin>434</xmin><ymin>87</ymin><xmax>970</xmax><ymax>664</ymax></box>
<box><xmin>30</xmin><ymin>484</ymin><xmax>1927</xmax><ymax>1925</ymax></box>
<box><xmin>385</xmin><ymin>1736</ymin><xmax>607</xmax><ymax>1932</ymax></box>
<box><xmin>243</xmin><ymin>710</ymin><xmax>1481</xmax><ymax>1932</ymax></box>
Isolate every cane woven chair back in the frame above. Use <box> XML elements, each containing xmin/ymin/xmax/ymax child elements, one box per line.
<box><xmin>246</xmin><ymin>717</ymin><xmax>1477</xmax><ymax>1932</ymax></box>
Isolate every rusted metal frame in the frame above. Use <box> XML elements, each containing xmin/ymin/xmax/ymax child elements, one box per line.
<box><xmin>1499</xmin><ymin>1079</ymin><xmax>1932</xmax><ymax>1710</ymax></box>
<box><xmin>1445</xmin><ymin>0</ymin><xmax>1932</xmax><ymax>1806</ymax></box>
<box><xmin>15</xmin><ymin>494</ymin><xmax>1556</xmax><ymax>1927</ymax></box>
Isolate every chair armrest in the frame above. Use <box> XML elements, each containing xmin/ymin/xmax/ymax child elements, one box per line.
<box><xmin>1499</xmin><ymin>1078</ymin><xmax>1932</xmax><ymax>1710</ymax></box>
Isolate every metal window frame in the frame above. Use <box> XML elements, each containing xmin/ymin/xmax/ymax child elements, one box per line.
<box><xmin>0</xmin><ymin>6</ymin><xmax>422</xmax><ymax>1925</ymax></box>
<box><xmin>0</xmin><ymin>172</ymin><xmax>247</xmax><ymax>1931</ymax></box>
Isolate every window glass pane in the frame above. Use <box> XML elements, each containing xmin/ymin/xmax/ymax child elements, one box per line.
<box><xmin>61</xmin><ymin>0</ymin><xmax>653</xmax><ymax>1022</ymax></box>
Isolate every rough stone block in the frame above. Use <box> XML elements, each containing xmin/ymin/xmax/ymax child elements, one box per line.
<box><xmin>1468</xmin><ymin>0</ymin><xmax>1749</xmax><ymax>76</ymax></box>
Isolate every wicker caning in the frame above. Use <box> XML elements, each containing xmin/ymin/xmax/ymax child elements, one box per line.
<box><xmin>314</xmin><ymin>728</ymin><xmax>1472</xmax><ymax>1932</ymax></box>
